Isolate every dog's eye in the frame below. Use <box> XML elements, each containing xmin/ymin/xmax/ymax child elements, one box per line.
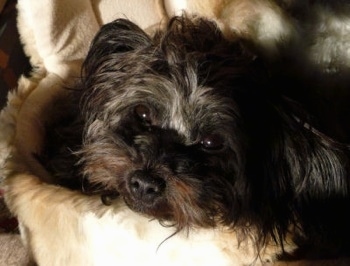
<box><xmin>200</xmin><ymin>134</ymin><xmax>224</xmax><ymax>150</ymax></box>
<box><xmin>135</xmin><ymin>104</ymin><xmax>152</xmax><ymax>123</ymax></box>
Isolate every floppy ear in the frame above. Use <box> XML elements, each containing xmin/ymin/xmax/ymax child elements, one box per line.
<box><xmin>83</xmin><ymin>19</ymin><xmax>151</xmax><ymax>73</ymax></box>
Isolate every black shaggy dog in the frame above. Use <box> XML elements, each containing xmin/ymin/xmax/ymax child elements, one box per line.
<box><xmin>44</xmin><ymin>15</ymin><xmax>350</xmax><ymax>260</ymax></box>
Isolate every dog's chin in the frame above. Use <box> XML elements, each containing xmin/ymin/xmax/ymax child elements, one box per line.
<box><xmin>121</xmin><ymin>194</ymin><xmax>174</xmax><ymax>222</ymax></box>
<box><xmin>99</xmin><ymin>186</ymin><xmax>174</xmax><ymax>222</ymax></box>
<box><xmin>97</xmin><ymin>175</ymin><xmax>224</xmax><ymax>230</ymax></box>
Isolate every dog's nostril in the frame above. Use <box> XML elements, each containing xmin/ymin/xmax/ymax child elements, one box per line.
<box><xmin>146</xmin><ymin>186</ymin><xmax>157</xmax><ymax>194</ymax></box>
<box><xmin>129</xmin><ymin>174</ymin><xmax>165</xmax><ymax>201</ymax></box>
<box><xmin>131</xmin><ymin>180</ymin><xmax>140</xmax><ymax>190</ymax></box>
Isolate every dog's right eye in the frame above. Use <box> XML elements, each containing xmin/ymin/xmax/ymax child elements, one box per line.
<box><xmin>135</xmin><ymin>104</ymin><xmax>152</xmax><ymax>124</ymax></box>
<box><xmin>200</xmin><ymin>134</ymin><xmax>224</xmax><ymax>151</ymax></box>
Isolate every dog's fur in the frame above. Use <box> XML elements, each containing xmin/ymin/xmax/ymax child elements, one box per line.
<box><xmin>39</xmin><ymin>14</ymin><xmax>350</xmax><ymax>262</ymax></box>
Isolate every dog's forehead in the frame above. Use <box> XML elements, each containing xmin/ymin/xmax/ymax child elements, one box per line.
<box><xmin>105</xmin><ymin>69</ymin><xmax>235</xmax><ymax>139</ymax></box>
<box><xmin>167</xmin><ymin>91</ymin><xmax>194</xmax><ymax>137</ymax></box>
<box><xmin>167</xmin><ymin>85</ymin><xmax>216</xmax><ymax>137</ymax></box>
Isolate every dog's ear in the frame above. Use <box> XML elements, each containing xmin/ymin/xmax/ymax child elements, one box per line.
<box><xmin>83</xmin><ymin>19</ymin><xmax>151</xmax><ymax>72</ymax></box>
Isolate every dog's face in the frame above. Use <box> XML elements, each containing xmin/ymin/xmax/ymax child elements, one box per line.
<box><xmin>78</xmin><ymin>16</ymin><xmax>268</xmax><ymax>230</ymax></box>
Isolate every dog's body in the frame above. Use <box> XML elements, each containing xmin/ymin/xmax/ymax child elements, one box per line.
<box><xmin>35</xmin><ymin>13</ymin><xmax>350</xmax><ymax>264</ymax></box>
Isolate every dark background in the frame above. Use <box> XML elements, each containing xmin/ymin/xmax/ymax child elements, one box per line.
<box><xmin>0</xmin><ymin>0</ymin><xmax>31</xmax><ymax>110</ymax></box>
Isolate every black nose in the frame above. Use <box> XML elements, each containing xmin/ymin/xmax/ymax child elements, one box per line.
<box><xmin>128</xmin><ymin>172</ymin><xmax>165</xmax><ymax>203</ymax></box>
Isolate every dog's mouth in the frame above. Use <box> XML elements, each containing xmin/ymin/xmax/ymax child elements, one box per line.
<box><xmin>125</xmin><ymin>200</ymin><xmax>174</xmax><ymax>223</ymax></box>
<box><xmin>99</xmin><ymin>182</ymin><xmax>174</xmax><ymax>222</ymax></box>
<box><xmin>99</xmin><ymin>190</ymin><xmax>172</xmax><ymax>222</ymax></box>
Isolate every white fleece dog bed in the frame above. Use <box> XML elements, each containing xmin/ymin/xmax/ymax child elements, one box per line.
<box><xmin>0</xmin><ymin>0</ymin><xmax>303</xmax><ymax>265</ymax></box>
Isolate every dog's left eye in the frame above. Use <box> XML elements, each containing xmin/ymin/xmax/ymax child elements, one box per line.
<box><xmin>135</xmin><ymin>104</ymin><xmax>152</xmax><ymax>124</ymax></box>
<box><xmin>200</xmin><ymin>134</ymin><xmax>224</xmax><ymax>150</ymax></box>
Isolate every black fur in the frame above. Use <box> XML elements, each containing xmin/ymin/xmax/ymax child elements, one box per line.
<box><xmin>43</xmin><ymin>15</ymin><xmax>350</xmax><ymax>259</ymax></box>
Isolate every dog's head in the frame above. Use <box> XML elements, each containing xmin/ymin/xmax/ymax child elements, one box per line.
<box><xmin>77</xmin><ymin>16</ymin><xmax>271</xmax><ymax>230</ymax></box>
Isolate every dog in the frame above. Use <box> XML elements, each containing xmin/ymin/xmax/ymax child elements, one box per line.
<box><xmin>42</xmin><ymin>14</ymin><xmax>350</xmax><ymax>263</ymax></box>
